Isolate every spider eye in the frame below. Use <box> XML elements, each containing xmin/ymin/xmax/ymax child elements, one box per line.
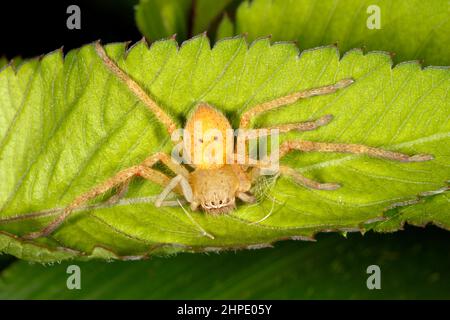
<box><xmin>198</xmin><ymin>138</ymin><xmax>203</xmax><ymax>143</ymax></box>
<box><xmin>213</xmin><ymin>136</ymin><xmax>218</xmax><ymax>141</ymax></box>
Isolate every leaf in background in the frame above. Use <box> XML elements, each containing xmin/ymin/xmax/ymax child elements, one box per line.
<box><xmin>135</xmin><ymin>0</ymin><xmax>240</xmax><ymax>41</ymax></box>
<box><xmin>0</xmin><ymin>253</ymin><xmax>14</xmax><ymax>270</ymax></box>
<box><xmin>0</xmin><ymin>57</ymin><xmax>23</xmax><ymax>69</ymax></box>
<box><xmin>0</xmin><ymin>57</ymin><xmax>7</xmax><ymax>68</ymax></box>
<box><xmin>1</xmin><ymin>229</ymin><xmax>449</xmax><ymax>299</ymax></box>
<box><xmin>235</xmin><ymin>0</ymin><xmax>450</xmax><ymax>66</ymax></box>
<box><xmin>191</xmin><ymin>0</ymin><xmax>235</xmax><ymax>35</ymax></box>
<box><xmin>216</xmin><ymin>13</ymin><xmax>235</xmax><ymax>39</ymax></box>
<box><xmin>135</xmin><ymin>0</ymin><xmax>192</xmax><ymax>40</ymax></box>
<box><xmin>0</xmin><ymin>36</ymin><xmax>448</xmax><ymax>262</ymax></box>
<box><xmin>135</xmin><ymin>0</ymin><xmax>450</xmax><ymax>66</ymax></box>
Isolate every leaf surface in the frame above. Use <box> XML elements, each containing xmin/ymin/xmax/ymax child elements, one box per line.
<box><xmin>135</xmin><ymin>0</ymin><xmax>192</xmax><ymax>41</ymax></box>
<box><xmin>0</xmin><ymin>36</ymin><xmax>448</xmax><ymax>262</ymax></box>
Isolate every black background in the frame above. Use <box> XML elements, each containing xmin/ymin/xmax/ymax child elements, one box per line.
<box><xmin>0</xmin><ymin>0</ymin><xmax>141</xmax><ymax>59</ymax></box>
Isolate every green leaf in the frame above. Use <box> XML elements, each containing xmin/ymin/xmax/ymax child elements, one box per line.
<box><xmin>192</xmin><ymin>0</ymin><xmax>235</xmax><ymax>35</ymax></box>
<box><xmin>0</xmin><ymin>57</ymin><xmax>7</xmax><ymax>68</ymax></box>
<box><xmin>235</xmin><ymin>0</ymin><xmax>450</xmax><ymax>66</ymax></box>
<box><xmin>135</xmin><ymin>0</ymin><xmax>192</xmax><ymax>41</ymax></box>
<box><xmin>0</xmin><ymin>57</ymin><xmax>23</xmax><ymax>69</ymax></box>
<box><xmin>216</xmin><ymin>13</ymin><xmax>235</xmax><ymax>39</ymax></box>
<box><xmin>1</xmin><ymin>230</ymin><xmax>449</xmax><ymax>299</ymax></box>
<box><xmin>370</xmin><ymin>191</ymin><xmax>450</xmax><ymax>232</ymax></box>
<box><xmin>0</xmin><ymin>36</ymin><xmax>448</xmax><ymax>262</ymax></box>
<box><xmin>135</xmin><ymin>0</ymin><xmax>450</xmax><ymax>66</ymax></box>
<box><xmin>135</xmin><ymin>0</ymin><xmax>238</xmax><ymax>41</ymax></box>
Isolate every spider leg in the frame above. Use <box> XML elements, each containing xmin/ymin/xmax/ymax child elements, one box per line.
<box><xmin>95</xmin><ymin>42</ymin><xmax>178</xmax><ymax>135</ymax></box>
<box><xmin>237</xmin><ymin>192</ymin><xmax>256</xmax><ymax>203</ymax></box>
<box><xmin>244</xmin><ymin>160</ymin><xmax>339</xmax><ymax>191</ymax></box>
<box><xmin>145</xmin><ymin>152</ymin><xmax>193</xmax><ymax>207</ymax></box>
<box><xmin>230</xmin><ymin>164</ymin><xmax>258</xmax><ymax>203</ymax></box>
<box><xmin>155</xmin><ymin>175</ymin><xmax>193</xmax><ymax>207</ymax></box>
<box><xmin>105</xmin><ymin>152</ymin><xmax>189</xmax><ymax>205</ymax></box>
<box><xmin>142</xmin><ymin>152</ymin><xmax>189</xmax><ymax>177</ymax></box>
<box><xmin>231</xmin><ymin>164</ymin><xmax>252</xmax><ymax>192</ymax></box>
<box><xmin>279</xmin><ymin>140</ymin><xmax>434</xmax><ymax>162</ymax></box>
<box><xmin>239</xmin><ymin>78</ymin><xmax>354</xmax><ymax>128</ymax></box>
<box><xmin>279</xmin><ymin>165</ymin><xmax>340</xmax><ymax>190</ymax></box>
<box><xmin>249</xmin><ymin>114</ymin><xmax>333</xmax><ymax>137</ymax></box>
<box><xmin>266</xmin><ymin>114</ymin><xmax>333</xmax><ymax>133</ymax></box>
<box><xmin>22</xmin><ymin>166</ymin><xmax>171</xmax><ymax>240</ymax></box>
<box><xmin>106</xmin><ymin>178</ymin><xmax>131</xmax><ymax>204</ymax></box>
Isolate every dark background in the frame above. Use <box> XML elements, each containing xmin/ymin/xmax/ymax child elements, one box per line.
<box><xmin>0</xmin><ymin>0</ymin><xmax>140</xmax><ymax>59</ymax></box>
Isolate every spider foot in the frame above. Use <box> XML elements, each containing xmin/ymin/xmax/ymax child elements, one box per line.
<box><xmin>335</xmin><ymin>78</ymin><xmax>354</xmax><ymax>89</ymax></box>
<box><xmin>314</xmin><ymin>114</ymin><xmax>333</xmax><ymax>127</ymax></box>
<box><xmin>21</xmin><ymin>232</ymin><xmax>41</xmax><ymax>240</ymax></box>
<box><xmin>406</xmin><ymin>154</ymin><xmax>434</xmax><ymax>162</ymax></box>
<box><xmin>316</xmin><ymin>182</ymin><xmax>341</xmax><ymax>190</ymax></box>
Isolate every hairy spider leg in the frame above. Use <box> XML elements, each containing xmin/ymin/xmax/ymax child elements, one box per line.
<box><xmin>237</xmin><ymin>134</ymin><xmax>433</xmax><ymax>191</ymax></box>
<box><xmin>270</xmin><ymin>140</ymin><xmax>433</xmax><ymax>190</ymax></box>
<box><xmin>22</xmin><ymin>152</ymin><xmax>193</xmax><ymax>239</ymax></box>
<box><xmin>155</xmin><ymin>175</ymin><xmax>193</xmax><ymax>207</ymax></box>
<box><xmin>239</xmin><ymin>78</ymin><xmax>354</xmax><ymax>129</ymax></box>
<box><xmin>106</xmin><ymin>179</ymin><xmax>131</xmax><ymax>204</ymax></box>
<box><xmin>95</xmin><ymin>44</ymin><xmax>199</xmax><ymax>208</ymax></box>
<box><xmin>22</xmin><ymin>165</ymin><xmax>172</xmax><ymax>240</ymax></box>
<box><xmin>95</xmin><ymin>41</ymin><xmax>178</xmax><ymax>135</ymax></box>
<box><xmin>278</xmin><ymin>165</ymin><xmax>340</xmax><ymax>190</ymax></box>
<box><xmin>230</xmin><ymin>164</ymin><xmax>257</xmax><ymax>203</ymax></box>
<box><xmin>143</xmin><ymin>152</ymin><xmax>189</xmax><ymax>177</ymax></box>
<box><xmin>108</xmin><ymin>152</ymin><xmax>190</xmax><ymax>205</ymax></box>
<box><xmin>236</xmin><ymin>192</ymin><xmax>257</xmax><ymax>203</ymax></box>
<box><xmin>236</xmin><ymin>79</ymin><xmax>353</xmax><ymax>170</ymax></box>
<box><xmin>258</xmin><ymin>114</ymin><xmax>334</xmax><ymax>135</ymax></box>
<box><xmin>244</xmin><ymin>159</ymin><xmax>340</xmax><ymax>191</ymax></box>
<box><xmin>279</xmin><ymin>140</ymin><xmax>434</xmax><ymax>162</ymax></box>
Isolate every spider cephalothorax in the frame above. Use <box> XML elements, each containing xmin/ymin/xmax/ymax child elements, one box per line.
<box><xmin>22</xmin><ymin>42</ymin><xmax>433</xmax><ymax>240</ymax></box>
